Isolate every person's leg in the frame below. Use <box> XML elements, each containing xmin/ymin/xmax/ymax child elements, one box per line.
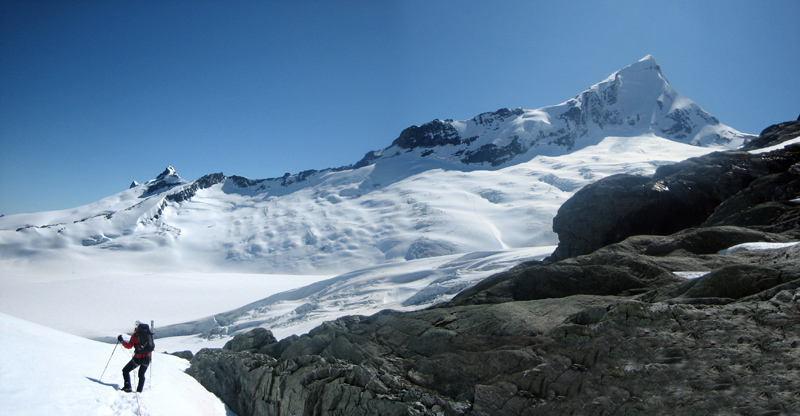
<box><xmin>121</xmin><ymin>359</ymin><xmax>137</xmax><ymax>392</ymax></box>
<box><xmin>136</xmin><ymin>357</ymin><xmax>150</xmax><ymax>392</ymax></box>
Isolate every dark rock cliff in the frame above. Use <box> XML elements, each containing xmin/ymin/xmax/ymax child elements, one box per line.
<box><xmin>548</xmin><ymin>121</ymin><xmax>800</xmax><ymax>261</ymax></box>
<box><xmin>186</xmin><ymin>121</ymin><xmax>800</xmax><ymax>416</ymax></box>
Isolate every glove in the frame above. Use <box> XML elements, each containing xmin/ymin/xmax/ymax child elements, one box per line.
<box><xmin>118</xmin><ymin>335</ymin><xmax>123</xmax><ymax>342</ymax></box>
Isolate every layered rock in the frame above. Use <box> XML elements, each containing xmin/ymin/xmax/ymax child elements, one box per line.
<box><xmin>141</xmin><ymin>166</ymin><xmax>186</xmax><ymax>196</ymax></box>
<box><xmin>742</xmin><ymin>120</ymin><xmax>800</xmax><ymax>150</ymax></box>
<box><xmin>548</xmin><ymin>121</ymin><xmax>800</xmax><ymax>261</ymax></box>
<box><xmin>186</xmin><ymin>122</ymin><xmax>800</xmax><ymax>416</ymax></box>
<box><xmin>188</xmin><ymin>240</ymin><xmax>800</xmax><ymax>415</ymax></box>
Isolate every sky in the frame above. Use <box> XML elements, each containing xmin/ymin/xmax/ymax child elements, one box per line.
<box><xmin>1</xmin><ymin>0</ymin><xmax>798</xmax><ymax>216</ymax></box>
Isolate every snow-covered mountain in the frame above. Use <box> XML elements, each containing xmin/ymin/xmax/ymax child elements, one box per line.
<box><xmin>0</xmin><ymin>56</ymin><xmax>753</xmax><ymax>276</ymax></box>
<box><xmin>0</xmin><ymin>134</ymin><xmax>723</xmax><ymax>353</ymax></box>
<box><xmin>0</xmin><ymin>57</ymin><xmax>773</xmax><ymax>413</ymax></box>
<box><xmin>358</xmin><ymin>55</ymin><xmax>749</xmax><ymax>169</ymax></box>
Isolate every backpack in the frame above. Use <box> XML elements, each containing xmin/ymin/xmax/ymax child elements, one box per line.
<box><xmin>136</xmin><ymin>323</ymin><xmax>155</xmax><ymax>354</ymax></box>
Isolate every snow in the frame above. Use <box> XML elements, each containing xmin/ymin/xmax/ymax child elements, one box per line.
<box><xmin>673</xmin><ymin>241</ymin><xmax>800</xmax><ymax>278</ymax></box>
<box><xmin>0</xmin><ymin>259</ymin><xmax>331</xmax><ymax>340</ymax></box>
<box><xmin>0</xmin><ymin>135</ymin><xmax>719</xmax><ymax>343</ymax></box>
<box><xmin>718</xmin><ymin>241</ymin><xmax>799</xmax><ymax>255</ymax></box>
<box><xmin>0</xmin><ymin>313</ymin><xmax>233</xmax><ymax>416</ymax></box>
<box><xmin>674</xmin><ymin>271</ymin><xmax>710</xmax><ymax>280</ymax></box>
<box><xmin>0</xmin><ymin>57</ymin><xmax>765</xmax><ymax>414</ymax></box>
<box><xmin>155</xmin><ymin>246</ymin><xmax>557</xmax><ymax>351</ymax></box>
<box><xmin>748</xmin><ymin>137</ymin><xmax>800</xmax><ymax>154</ymax></box>
<box><xmin>0</xmin><ymin>135</ymin><xmax>717</xmax><ymax>277</ymax></box>
<box><xmin>0</xmin><ymin>132</ymin><xmax>730</xmax><ymax>415</ymax></box>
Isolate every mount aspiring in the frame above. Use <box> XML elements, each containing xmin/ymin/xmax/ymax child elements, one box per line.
<box><xmin>0</xmin><ymin>56</ymin><xmax>754</xmax><ymax>274</ymax></box>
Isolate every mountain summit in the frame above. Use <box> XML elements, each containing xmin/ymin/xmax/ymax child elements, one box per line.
<box><xmin>143</xmin><ymin>166</ymin><xmax>186</xmax><ymax>196</ymax></box>
<box><xmin>0</xmin><ymin>57</ymin><xmax>755</xmax><ymax>274</ymax></box>
<box><xmin>354</xmin><ymin>55</ymin><xmax>749</xmax><ymax>171</ymax></box>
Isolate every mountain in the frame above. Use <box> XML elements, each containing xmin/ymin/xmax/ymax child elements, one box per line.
<box><xmin>186</xmin><ymin>123</ymin><xmax>800</xmax><ymax>416</ymax></box>
<box><xmin>0</xmin><ymin>56</ymin><xmax>754</xmax><ymax>275</ymax></box>
<box><xmin>357</xmin><ymin>55</ymin><xmax>749</xmax><ymax>170</ymax></box>
<box><xmin>1</xmin><ymin>57</ymin><xmax>796</xmax><ymax>415</ymax></box>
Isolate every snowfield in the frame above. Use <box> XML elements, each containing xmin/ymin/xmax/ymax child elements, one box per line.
<box><xmin>0</xmin><ymin>135</ymin><xmax>725</xmax><ymax>415</ymax></box>
<box><xmin>0</xmin><ymin>135</ymin><xmax>719</xmax><ymax>341</ymax></box>
<box><xmin>0</xmin><ymin>56</ymin><xmax>766</xmax><ymax>415</ymax></box>
<box><xmin>0</xmin><ymin>313</ymin><xmax>233</xmax><ymax>416</ymax></box>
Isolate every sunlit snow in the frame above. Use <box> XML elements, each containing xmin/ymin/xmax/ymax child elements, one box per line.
<box><xmin>0</xmin><ymin>313</ymin><xmax>234</xmax><ymax>416</ymax></box>
<box><xmin>0</xmin><ymin>132</ymin><xmax>733</xmax><ymax>415</ymax></box>
<box><xmin>0</xmin><ymin>54</ymin><xmax>764</xmax><ymax>413</ymax></box>
<box><xmin>718</xmin><ymin>241</ymin><xmax>800</xmax><ymax>255</ymax></box>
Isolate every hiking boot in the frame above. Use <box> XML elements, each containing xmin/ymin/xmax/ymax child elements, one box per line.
<box><xmin>122</xmin><ymin>385</ymin><xmax>132</xmax><ymax>393</ymax></box>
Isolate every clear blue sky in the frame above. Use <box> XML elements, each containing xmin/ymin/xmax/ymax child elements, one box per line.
<box><xmin>1</xmin><ymin>0</ymin><xmax>798</xmax><ymax>215</ymax></box>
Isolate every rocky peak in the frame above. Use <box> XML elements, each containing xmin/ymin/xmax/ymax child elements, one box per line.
<box><xmin>155</xmin><ymin>166</ymin><xmax>179</xmax><ymax>181</ymax></box>
<box><xmin>390</xmin><ymin>119</ymin><xmax>461</xmax><ymax>150</ymax></box>
<box><xmin>365</xmin><ymin>56</ymin><xmax>751</xmax><ymax>171</ymax></box>
<box><xmin>142</xmin><ymin>166</ymin><xmax>186</xmax><ymax>196</ymax></box>
<box><xmin>470</xmin><ymin>107</ymin><xmax>525</xmax><ymax>126</ymax></box>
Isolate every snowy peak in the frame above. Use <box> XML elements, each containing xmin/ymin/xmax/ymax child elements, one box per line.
<box><xmin>619</xmin><ymin>54</ymin><xmax>662</xmax><ymax>77</ymax></box>
<box><xmin>390</xmin><ymin>119</ymin><xmax>463</xmax><ymax>150</ymax></box>
<box><xmin>155</xmin><ymin>166</ymin><xmax>179</xmax><ymax>181</ymax></box>
<box><xmin>142</xmin><ymin>166</ymin><xmax>186</xmax><ymax>196</ymax></box>
<box><xmin>0</xmin><ymin>57</ymin><xmax>758</xmax><ymax>275</ymax></box>
<box><xmin>133</xmin><ymin>57</ymin><xmax>750</xmax><ymax>199</ymax></box>
<box><xmin>369</xmin><ymin>56</ymin><xmax>752</xmax><ymax>169</ymax></box>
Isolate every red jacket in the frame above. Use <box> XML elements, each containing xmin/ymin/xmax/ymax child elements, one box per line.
<box><xmin>121</xmin><ymin>333</ymin><xmax>151</xmax><ymax>358</ymax></box>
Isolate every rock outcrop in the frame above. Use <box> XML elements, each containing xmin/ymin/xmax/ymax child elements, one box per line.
<box><xmin>742</xmin><ymin>120</ymin><xmax>800</xmax><ymax>151</ymax></box>
<box><xmin>548</xmin><ymin>121</ymin><xmax>800</xmax><ymax>261</ymax></box>
<box><xmin>187</xmin><ymin>121</ymin><xmax>800</xmax><ymax>416</ymax></box>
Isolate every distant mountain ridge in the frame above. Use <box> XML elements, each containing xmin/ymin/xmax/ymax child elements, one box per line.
<box><xmin>134</xmin><ymin>56</ymin><xmax>752</xmax><ymax>202</ymax></box>
<box><xmin>357</xmin><ymin>55</ymin><xmax>749</xmax><ymax>166</ymax></box>
<box><xmin>0</xmin><ymin>56</ymin><xmax>755</xmax><ymax>274</ymax></box>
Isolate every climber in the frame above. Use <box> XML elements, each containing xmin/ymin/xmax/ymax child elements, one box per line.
<box><xmin>118</xmin><ymin>321</ymin><xmax>155</xmax><ymax>393</ymax></box>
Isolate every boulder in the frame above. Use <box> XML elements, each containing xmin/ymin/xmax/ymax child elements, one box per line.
<box><xmin>452</xmin><ymin>251</ymin><xmax>678</xmax><ymax>305</ymax></box>
<box><xmin>549</xmin><ymin>140</ymin><xmax>800</xmax><ymax>261</ymax></box>
<box><xmin>741</xmin><ymin>120</ymin><xmax>800</xmax><ymax>150</ymax></box>
<box><xmin>222</xmin><ymin>327</ymin><xmax>277</xmax><ymax>353</ymax></box>
<box><xmin>674</xmin><ymin>264</ymin><xmax>784</xmax><ymax>300</ymax></box>
<box><xmin>169</xmin><ymin>350</ymin><xmax>193</xmax><ymax>360</ymax></box>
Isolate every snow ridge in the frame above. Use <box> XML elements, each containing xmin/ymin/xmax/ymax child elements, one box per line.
<box><xmin>0</xmin><ymin>56</ymin><xmax>753</xmax><ymax>276</ymax></box>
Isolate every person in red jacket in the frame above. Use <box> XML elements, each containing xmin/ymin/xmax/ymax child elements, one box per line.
<box><xmin>118</xmin><ymin>321</ymin><xmax>154</xmax><ymax>393</ymax></box>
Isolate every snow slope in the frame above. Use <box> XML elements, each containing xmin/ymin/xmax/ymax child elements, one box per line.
<box><xmin>0</xmin><ymin>313</ymin><xmax>232</xmax><ymax>416</ymax></box>
<box><xmin>0</xmin><ymin>135</ymin><xmax>720</xmax><ymax>357</ymax></box>
<box><xmin>0</xmin><ymin>135</ymin><xmax>720</xmax><ymax>276</ymax></box>
<box><xmin>0</xmin><ymin>56</ymin><xmax>766</xmax><ymax>414</ymax></box>
<box><xmin>0</xmin><ymin>57</ymin><xmax>754</xmax><ymax>276</ymax></box>
<box><xmin>0</xmin><ymin>135</ymin><xmax>719</xmax><ymax>334</ymax></box>
<box><xmin>154</xmin><ymin>246</ymin><xmax>556</xmax><ymax>353</ymax></box>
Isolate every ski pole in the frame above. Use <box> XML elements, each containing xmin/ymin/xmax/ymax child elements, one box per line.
<box><xmin>99</xmin><ymin>339</ymin><xmax>119</xmax><ymax>382</ymax></box>
<box><xmin>149</xmin><ymin>320</ymin><xmax>154</xmax><ymax>389</ymax></box>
